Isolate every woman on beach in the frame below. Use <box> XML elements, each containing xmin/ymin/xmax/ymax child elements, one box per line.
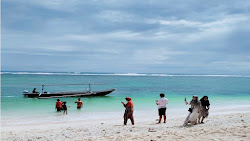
<box><xmin>121</xmin><ymin>97</ymin><xmax>134</xmax><ymax>125</ymax></box>
<box><xmin>198</xmin><ymin>96</ymin><xmax>210</xmax><ymax>123</ymax></box>
<box><xmin>184</xmin><ymin>95</ymin><xmax>201</xmax><ymax>125</ymax></box>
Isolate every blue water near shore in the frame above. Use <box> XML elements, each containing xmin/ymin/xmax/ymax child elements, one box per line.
<box><xmin>1</xmin><ymin>72</ymin><xmax>250</xmax><ymax>124</ymax></box>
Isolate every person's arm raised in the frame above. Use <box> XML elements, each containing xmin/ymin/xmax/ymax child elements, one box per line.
<box><xmin>184</xmin><ymin>98</ymin><xmax>189</xmax><ymax>105</ymax></box>
<box><xmin>121</xmin><ymin>101</ymin><xmax>126</xmax><ymax>107</ymax></box>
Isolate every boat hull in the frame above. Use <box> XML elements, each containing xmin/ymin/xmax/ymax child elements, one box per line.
<box><xmin>23</xmin><ymin>89</ymin><xmax>115</xmax><ymax>98</ymax></box>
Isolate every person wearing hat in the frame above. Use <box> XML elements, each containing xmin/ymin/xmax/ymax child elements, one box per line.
<box><xmin>184</xmin><ymin>95</ymin><xmax>201</xmax><ymax>125</ymax></box>
<box><xmin>121</xmin><ymin>97</ymin><xmax>134</xmax><ymax>125</ymax></box>
<box><xmin>55</xmin><ymin>99</ymin><xmax>62</xmax><ymax>112</ymax></box>
<box><xmin>156</xmin><ymin>93</ymin><xmax>168</xmax><ymax>123</ymax></box>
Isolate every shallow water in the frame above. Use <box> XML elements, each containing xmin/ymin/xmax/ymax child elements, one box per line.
<box><xmin>1</xmin><ymin>72</ymin><xmax>250</xmax><ymax>125</ymax></box>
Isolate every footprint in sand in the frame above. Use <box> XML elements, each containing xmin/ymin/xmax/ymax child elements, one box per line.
<box><xmin>148</xmin><ymin>128</ymin><xmax>157</xmax><ymax>132</ymax></box>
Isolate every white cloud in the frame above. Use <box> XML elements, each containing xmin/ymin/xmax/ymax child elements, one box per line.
<box><xmin>62</xmin><ymin>31</ymin><xmax>143</xmax><ymax>42</ymax></box>
<box><xmin>96</xmin><ymin>10</ymin><xmax>135</xmax><ymax>23</ymax></box>
<box><xmin>2</xmin><ymin>0</ymin><xmax>250</xmax><ymax>74</ymax></box>
<box><xmin>147</xmin><ymin>19</ymin><xmax>201</xmax><ymax>27</ymax></box>
<box><xmin>148</xmin><ymin>14</ymin><xmax>249</xmax><ymax>30</ymax></box>
<box><xmin>6</xmin><ymin>0</ymin><xmax>81</xmax><ymax>12</ymax></box>
<box><xmin>147</xmin><ymin>14</ymin><xmax>250</xmax><ymax>44</ymax></box>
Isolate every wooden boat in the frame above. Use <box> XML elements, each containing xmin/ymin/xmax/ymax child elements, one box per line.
<box><xmin>23</xmin><ymin>83</ymin><xmax>115</xmax><ymax>99</ymax></box>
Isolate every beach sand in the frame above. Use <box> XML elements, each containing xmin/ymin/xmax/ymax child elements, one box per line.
<box><xmin>1</xmin><ymin>111</ymin><xmax>250</xmax><ymax>141</ymax></box>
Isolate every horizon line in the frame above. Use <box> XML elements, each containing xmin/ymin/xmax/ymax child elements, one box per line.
<box><xmin>1</xmin><ymin>70</ymin><xmax>250</xmax><ymax>76</ymax></box>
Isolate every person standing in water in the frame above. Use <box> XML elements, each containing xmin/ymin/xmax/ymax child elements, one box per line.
<box><xmin>198</xmin><ymin>96</ymin><xmax>210</xmax><ymax>123</ymax></box>
<box><xmin>156</xmin><ymin>93</ymin><xmax>168</xmax><ymax>123</ymax></box>
<box><xmin>75</xmin><ymin>98</ymin><xmax>83</xmax><ymax>109</ymax></box>
<box><xmin>121</xmin><ymin>97</ymin><xmax>134</xmax><ymax>125</ymax></box>
<box><xmin>55</xmin><ymin>99</ymin><xmax>62</xmax><ymax>112</ymax></box>
<box><xmin>184</xmin><ymin>95</ymin><xmax>201</xmax><ymax>125</ymax></box>
<box><xmin>62</xmin><ymin>101</ymin><xmax>68</xmax><ymax>114</ymax></box>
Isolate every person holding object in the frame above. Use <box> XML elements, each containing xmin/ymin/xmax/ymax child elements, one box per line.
<box><xmin>156</xmin><ymin>93</ymin><xmax>168</xmax><ymax>123</ymax></box>
<box><xmin>121</xmin><ymin>97</ymin><xmax>134</xmax><ymax>125</ymax></box>
<box><xmin>184</xmin><ymin>95</ymin><xmax>201</xmax><ymax>125</ymax></box>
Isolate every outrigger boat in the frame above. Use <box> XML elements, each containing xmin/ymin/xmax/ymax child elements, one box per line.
<box><xmin>23</xmin><ymin>83</ymin><xmax>115</xmax><ymax>99</ymax></box>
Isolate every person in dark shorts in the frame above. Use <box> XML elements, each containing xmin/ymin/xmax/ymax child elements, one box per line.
<box><xmin>156</xmin><ymin>93</ymin><xmax>168</xmax><ymax>123</ymax></box>
<box><xmin>55</xmin><ymin>99</ymin><xmax>62</xmax><ymax>112</ymax></box>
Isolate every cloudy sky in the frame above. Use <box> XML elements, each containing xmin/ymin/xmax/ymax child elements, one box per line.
<box><xmin>2</xmin><ymin>0</ymin><xmax>250</xmax><ymax>74</ymax></box>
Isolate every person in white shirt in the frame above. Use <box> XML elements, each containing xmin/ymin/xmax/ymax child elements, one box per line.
<box><xmin>156</xmin><ymin>93</ymin><xmax>168</xmax><ymax>123</ymax></box>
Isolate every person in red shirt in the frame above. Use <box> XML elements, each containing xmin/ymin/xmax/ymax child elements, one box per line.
<box><xmin>55</xmin><ymin>99</ymin><xmax>62</xmax><ymax>112</ymax></box>
<box><xmin>121</xmin><ymin>97</ymin><xmax>134</xmax><ymax>125</ymax></box>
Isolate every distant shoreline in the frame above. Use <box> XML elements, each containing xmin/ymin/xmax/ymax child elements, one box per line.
<box><xmin>1</xmin><ymin>71</ymin><xmax>250</xmax><ymax>77</ymax></box>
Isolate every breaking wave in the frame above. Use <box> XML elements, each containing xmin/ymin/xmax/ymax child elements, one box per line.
<box><xmin>1</xmin><ymin>72</ymin><xmax>250</xmax><ymax>77</ymax></box>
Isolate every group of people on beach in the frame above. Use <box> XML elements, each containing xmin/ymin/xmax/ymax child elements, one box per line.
<box><xmin>120</xmin><ymin>94</ymin><xmax>210</xmax><ymax>126</ymax></box>
<box><xmin>184</xmin><ymin>95</ymin><xmax>210</xmax><ymax>125</ymax></box>
<box><xmin>54</xmin><ymin>94</ymin><xmax>209</xmax><ymax>126</ymax></box>
<box><xmin>55</xmin><ymin>98</ymin><xmax>83</xmax><ymax>114</ymax></box>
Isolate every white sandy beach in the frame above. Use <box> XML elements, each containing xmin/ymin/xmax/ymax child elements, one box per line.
<box><xmin>1</xmin><ymin>110</ymin><xmax>250</xmax><ymax>141</ymax></box>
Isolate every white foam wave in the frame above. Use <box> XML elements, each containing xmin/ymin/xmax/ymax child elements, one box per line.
<box><xmin>1</xmin><ymin>72</ymin><xmax>148</xmax><ymax>76</ymax></box>
<box><xmin>150</xmin><ymin>74</ymin><xmax>250</xmax><ymax>77</ymax></box>
<box><xmin>113</xmin><ymin>73</ymin><xmax>147</xmax><ymax>76</ymax></box>
<box><xmin>151</xmin><ymin>74</ymin><xmax>174</xmax><ymax>76</ymax></box>
<box><xmin>175</xmin><ymin>75</ymin><xmax>250</xmax><ymax>77</ymax></box>
<box><xmin>1</xmin><ymin>72</ymin><xmax>250</xmax><ymax>77</ymax></box>
<box><xmin>3</xmin><ymin>96</ymin><xmax>16</xmax><ymax>97</ymax></box>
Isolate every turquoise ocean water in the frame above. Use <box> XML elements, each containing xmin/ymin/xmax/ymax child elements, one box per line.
<box><xmin>1</xmin><ymin>72</ymin><xmax>250</xmax><ymax>125</ymax></box>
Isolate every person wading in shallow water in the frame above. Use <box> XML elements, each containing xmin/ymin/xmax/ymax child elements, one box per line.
<box><xmin>156</xmin><ymin>93</ymin><xmax>168</xmax><ymax>123</ymax></box>
<box><xmin>55</xmin><ymin>99</ymin><xmax>62</xmax><ymax>112</ymax></box>
<box><xmin>75</xmin><ymin>98</ymin><xmax>83</xmax><ymax>109</ymax></box>
<box><xmin>121</xmin><ymin>97</ymin><xmax>134</xmax><ymax>125</ymax></box>
<box><xmin>62</xmin><ymin>101</ymin><xmax>68</xmax><ymax>114</ymax></box>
